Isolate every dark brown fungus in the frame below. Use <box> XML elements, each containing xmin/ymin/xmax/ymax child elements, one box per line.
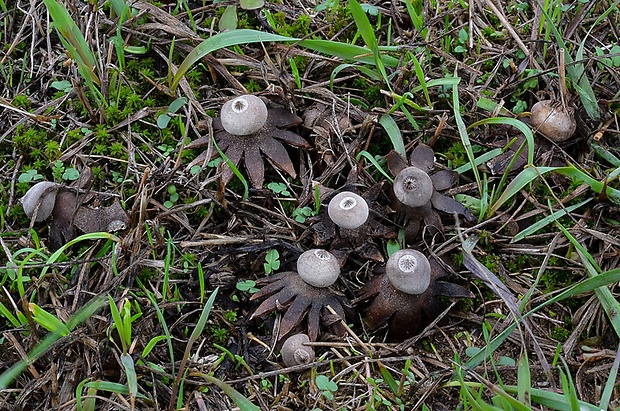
<box><xmin>387</xmin><ymin>145</ymin><xmax>475</xmax><ymax>242</ymax></box>
<box><xmin>355</xmin><ymin>253</ymin><xmax>472</xmax><ymax>340</ymax></box>
<box><xmin>20</xmin><ymin>167</ymin><xmax>129</xmax><ymax>250</ymax></box>
<box><xmin>187</xmin><ymin>94</ymin><xmax>311</xmax><ymax>189</ymax></box>
<box><xmin>250</xmin><ymin>268</ymin><xmax>349</xmax><ymax>341</ymax></box>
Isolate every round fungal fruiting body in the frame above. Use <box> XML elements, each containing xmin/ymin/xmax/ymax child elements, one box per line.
<box><xmin>386</xmin><ymin>249</ymin><xmax>431</xmax><ymax>295</ymax></box>
<box><xmin>297</xmin><ymin>249</ymin><xmax>340</xmax><ymax>288</ymax></box>
<box><xmin>327</xmin><ymin>191</ymin><xmax>369</xmax><ymax>230</ymax></box>
<box><xmin>393</xmin><ymin>166</ymin><xmax>434</xmax><ymax>208</ymax></box>
<box><xmin>21</xmin><ymin>181</ymin><xmax>60</xmax><ymax>222</ymax></box>
<box><xmin>530</xmin><ymin>100</ymin><xmax>576</xmax><ymax>142</ymax></box>
<box><xmin>281</xmin><ymin>333</ymin><xmax>315</xmax><ymax>368</ymax></box>
<box><xmin>220</xmin><ymin>94</ymin><xmax>269</xmax><ymax>136</ymax></box>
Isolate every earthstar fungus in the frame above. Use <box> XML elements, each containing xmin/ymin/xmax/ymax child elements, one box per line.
<box><xmin>530</xmin><ymin>100</ymin><xmax>576</xmax><ymax>142</ymax></box>
<box><xmin>19</xmin><ymin>167</ymin><xmax>129</xmax><ymax>250</ymax></box>
<box><xmin>280</xmin><ymin>333</ymin><xmax>315</xmax><ymax>368</ymax></box>
<box><xmin>250</xmin><ymin>249</ymin><xmax>348</xmax><ymax>341</ymax></box>
<box><xmin>327</xmin><ymin>191</ymin><xmax>369</xmax><ymax>230</ymax></box>
<box><xmin>187</xmin><ymin>94</ymin><xmax>311</xmax><ymax>188</ymax></box>
<box><xmin>387</xmin><ymin>144</ymin><xmax>475</xmax><ymax>241</ymax></box>
<box><xmin>355</xmin><ymin>250</ymin><xmax>472</xmax><ymax>340</ymax></box>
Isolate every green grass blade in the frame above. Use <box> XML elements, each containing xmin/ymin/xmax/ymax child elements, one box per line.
<box><xmin>501</xmin><ymin>385</ymin><xmax>602</xmax><ymax>411</ymax></box>
<box><xmin>468</xmin><ymin>117</ymin><xmax>534</xmax><ymax>165</ymax></box>
<box><xmin>29</xmin><ymin>303</ymin><xmax>70</xmax><ymax>336</ymax></box>
<box><xmin>348</xmin><ymin>0</ymin><xmax>390</xmax><ymax>86</ymax></box>
<box><xmin>171</xmin><ymin>29</ymin><xmax>399</xmax><ymax>92</ymax></box>
<box><xmin>452</xmin><ymin>78</ymin><xmax>482</xmax><ymax>195</ymax></box>
<box><xmin>454</xmin><ymin>148</ymin><xmax>504</xmax><ymax>174</ymax></box>
<box><xmin>121</xmin><ymin>353</ymin><xmax>138</xmax><ymax>403</ymax></box>
<box><xmin>192</xmin><ymin>372</ymin><xmax>260</xmax><ymax>411</ymax></box>
<box><xmin>379</xmin><ymin>114</ymin><xmax>405</xmax><ymax>156</ymax></box>
<box><xmin>0</xmin><ymin>296</ymin><xmax>106</xmax><ymax>389</ymax></box>
<box><xmin>212</xmin><ymin>134</ymin><xmax>249</xmax><ymax>200</ymax></box>
<box><xmin>409</xmin><ymin>53</ymin><xmax>431</xmax><ymax>107</ymax></box>
<box><xmin>464</xmin><ymin>265</ymin><xmax>620</xmax><ymax>370</ymax></box>
<box><xmin>356</xmin><ymin>150</ymin><xmax>394</xmax><ymax>182</ymax></box>
<box><xmin>534</xmin><ymin>0</ymin><xmax>599</xmax><ymax>119</ymax></box>
<box><xmin>42</xmin><ymin>0</ymin><xmax>100</xmax><ymax>86</ymax></box>
<box><xmin>108</xmin><ymin>295</ymin><xmax>127</xmax><ymax>353</ymax></box>
<box><xmin>513</xmin><ymin>197</ymin><xmax>592</xmax><ymax>242</ymax></box>
<box><xmin>599</xmin><ymin>343</ymin><xmax>620</xmax><ymax>410</ymax></box>
<box><xmin>490</xmin><ymin>164</ymin><xmax>620</xmax><ymax>215</ymax></box>
<box><xmin>517</xmin><ymin>351</ymin><xmax>531</xmax><ymax>407</ymax></box>
<box><xmin>554</xmin><ymin>218</ymin><xmax>620</xmax><ymax>339</ymax></box>
<box><xmin>169</xmin><ymin>288</ymin><xmax>219</xmax><ymax>410</ymax></box>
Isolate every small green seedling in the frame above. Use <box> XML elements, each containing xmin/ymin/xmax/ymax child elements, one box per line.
<box><xmin>263</xmin><ymin>249</ymin><xmax>280</xmax><ymax>274</ymax></box>
<box><xmin>157</xmin><ymin>97</ymin><xmax>188</xmax><ymax>129</ymax></box>
<box><xmin>164</xmin><ymin>185</ymin><xmax>179</xmax><ymax>208</ymax></box>
<box><xmin>291</xmin><ymin>206</ymin><xmax>314</xmax><ymax>223</ymax></box>
<box><xmin>18</xmin><ymin>169</ymin><xmax>43</xmax><ymax>183</ymax></box>
<box><xmin>267</xmin><ymin>182</ymin><xmax>291</xmax><ymax>197</ymax></box>
<box><xmin>315</xmin><ymin>375</ymin><xmax>338</xmax><ymax>400</ymax></box>
<box><xmin>236</xmin><ymin>279</ymin><xmax>259</xmax><ymax>294</ymax></box>
<box><xmin>52</xmin><ymin>160</ymin><xmax>79</xmax><ymax>181</ymax></box>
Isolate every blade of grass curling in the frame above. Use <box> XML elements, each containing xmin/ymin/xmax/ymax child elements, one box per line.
<box><xmin>468</xmin><ymin>117</ymin><xmax>535</xmax><ymax>165</ymax></box>
<box><xmin>490</xmin><ymin>165</ymin><xmax>620</xmax><ymax>215</ymax></box>
<box><xmin>379</xmin><ymin>114</ymin><xmax>406</xmax><ymax>156</ymax></box>
<box><xmin>171</xmin><ymin>29</ymin><xmax>399</xmax><ymax>92</ymax></box>
<box><xmin>553</xmin><ymin>216</ymin><xmax>620</xmax><ymax>339</ymax></box>
<box><xmin>356</xmin><ymin>151</ymin><xmax>394</xmax><ymax>182</ymax></box>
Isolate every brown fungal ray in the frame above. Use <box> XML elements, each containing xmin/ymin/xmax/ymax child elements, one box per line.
<box><xmin>250</xmin><ymin>271</ymin><xmax>348</xmax><ymax>341</ymax></box>
<box><xmin>49</xmin><ymin>190</ymin><xmax>79</xmax><ymax>251</ymax></box>
<box><xmin>430</xmin><ymin>170</ymin><xmax>458</xmax><ymax>191</ymax></box>
<box><xmin>73</xmin><ymin>200</ymin><xmax>129</xmax><ymax>234</ymax></box>
<box><xmin>409</xmin><ymin>144</ymin><xmax>435</xmax><ymax>174</ymax></box>
<box><xmin>187</xmin><ymin>102</ymin><xmax>310</xmax><ymax>189</ymax></box>
<box><xmin>430</xmin><ymin>191</ymin><xmax>476</xmax><ymax>222</ymax></box>
<box><xmin>269</xmin><ymin>108</ymin><xmax>303</xmax><ymax>129</ymax></box>
<box><xmin>386</xmin><ymin>150</ymin><xmax>409</xmax><ymax>176</ymax></box>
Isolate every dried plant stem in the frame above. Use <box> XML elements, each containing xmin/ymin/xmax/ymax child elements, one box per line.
<box><xmin>559</xmin><ymin>48</ymin><xmax>568</xmax><ymax>109</ymax></box>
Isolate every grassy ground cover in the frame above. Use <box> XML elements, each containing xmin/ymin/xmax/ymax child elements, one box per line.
<box><xmin>0</xmin><ymin>0</ymin><xmax>619</xmax><ymax>409</ymax></box>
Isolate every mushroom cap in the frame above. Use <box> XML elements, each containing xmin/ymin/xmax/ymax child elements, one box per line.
<box><xmin>386</xmin><ymin>249</ymin><xmax>431</xmax><ymax>295</ymax></box>
<box><xmin>327</xmin><ymin>191</ymin><xmax>369</xmax><ymax>230</ymax></box>
<box><xmin>530</xmin><ymin>100</ymin><xmax>576</xmax><ymax>142</ymax></box>
<box><xmin>20</xmin><ymin>181</ymin><xmax>60</xmax><ymax>222</ymax></box>
<box><xmin>393</xmin><ymin>166</ymin><xmax>434</xmax><ymax>208</ymax></box>
<box><xmin>297</xmin><ymin>249</ymin><xmax>340</xmax><ymax>288</ymax></box>
<box><xmin>220</xmin><ymin>94</ymin><xmax>268</xmax><ymax>136</ymax></box>
<box><xmin>281</xmin><ymin>333</ymin><xmax>315</xmax><ymax>368</ymax></box>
